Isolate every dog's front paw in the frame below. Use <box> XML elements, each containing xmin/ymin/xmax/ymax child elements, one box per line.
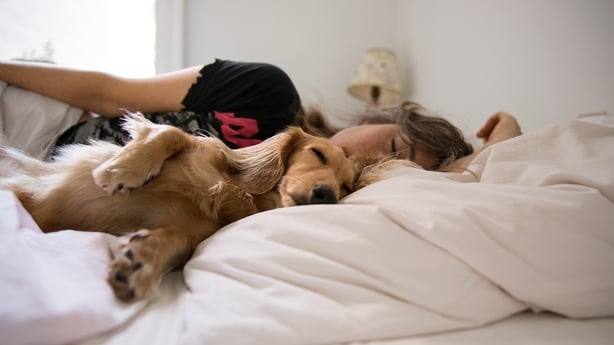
<box><xmin>107</xmin><ymin>230</ymin><xmax>159</xmax><ymax>302</ymax></box>
<box><xmin>93</xmin><ymin>157</ymin><xmax>159</xmax><ymax>195</ymax></box>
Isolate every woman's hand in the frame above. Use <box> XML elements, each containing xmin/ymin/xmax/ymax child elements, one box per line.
<box><xmin>444</xmin><ymin>111</ymin><xmax>522</xmax><ymax>172</ymax></box>
<box><xmin>475</xmin><ymin>111</ymin><xmax>522</xmax><ymax>148</ymax></box>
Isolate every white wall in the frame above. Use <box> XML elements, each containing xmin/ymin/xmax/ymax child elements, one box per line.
<box><xmin>397</xmin><ymin>0</ymin><xmax>614</xmax><ymax>133</ymax></box>
<box><xmin>183</xmin><ymin>0</ymin><xmax>398</xmax><ymax>125</ymax></box>
<box><xmin>180</xmin><ymin>0</ymin><xmax>614</xmax><ymax>133</ymax></box>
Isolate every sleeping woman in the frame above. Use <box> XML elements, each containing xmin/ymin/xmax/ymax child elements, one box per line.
<box><xmin>0</xmin><ymin>59</ymin><xmax>521</xmax><ymax>170</ymax></box>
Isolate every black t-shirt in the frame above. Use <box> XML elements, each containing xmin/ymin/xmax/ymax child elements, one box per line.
<box><xmin>51</xmin><ymin>59</ymin><xmax>302</xmax><ymax>155</ymax></box>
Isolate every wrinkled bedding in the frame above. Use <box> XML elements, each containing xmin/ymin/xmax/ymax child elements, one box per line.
<box><xmin>1</xmin><ymin>117</ymin><xmax>613</xmax><ymax>345</ymax></box>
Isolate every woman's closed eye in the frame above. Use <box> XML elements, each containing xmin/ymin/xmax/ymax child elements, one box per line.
<box><xmin>390</xmin><ymin>137</ymin><xmax>412</xmax><ymax>160</ymax></box>
<box><xmin>390</xmin><ymin>138</ymin><xmax>396</xmax><ymax>156</ymax></box>
<box><xmin>390</xmin><ymin>138</ymin><xmax>401</xmax><ymax>158</ymax></box>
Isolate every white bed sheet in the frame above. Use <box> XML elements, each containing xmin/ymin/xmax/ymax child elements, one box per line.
<box><xmin>79</xmin><ymin>278</ymin><xmax>614</xmax><ymax>345</ymax></box>
<box><xmin>355</xmin><ymin>312</ymin><xmax>614</xmax><ymax>345</ymax></box>
<box><xmin>1</xmin><ymin>117</ymin><xmax>613</xmax><ymax>345</ymax></box>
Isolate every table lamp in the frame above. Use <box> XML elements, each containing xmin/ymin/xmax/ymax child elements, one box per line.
<box><xmin>347</xmin><ymin>48</ymin><xmax>402</xmax><ymax>108</ymax></box>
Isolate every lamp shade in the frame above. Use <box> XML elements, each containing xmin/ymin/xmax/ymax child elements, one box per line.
<box><xmin>347</xmin><ymin>48</ymin><xmax>403</xmax><ymax>106</ymax></box>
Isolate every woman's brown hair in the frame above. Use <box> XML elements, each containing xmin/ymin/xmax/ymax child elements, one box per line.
<box><xmin>296</xmin><ymin>101</ymin><xmax>473</xmax><ymax>170</ymax></box>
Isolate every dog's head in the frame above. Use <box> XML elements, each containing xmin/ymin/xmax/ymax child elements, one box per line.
<box><xmin>229</xmin><ymin>127</ymin><xmax>367</xmax><ymax>207</ymax></box>
<box><xmin>277</xmin><ymin>129</ymin><xmax>358</xmax><ymax>206</ymax></box>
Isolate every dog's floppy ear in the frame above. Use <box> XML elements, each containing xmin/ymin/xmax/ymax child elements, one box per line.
<box><xmin>226</xmin><ymin>127</ymin><xmax>306</xmax><ymax>195</ymax></box>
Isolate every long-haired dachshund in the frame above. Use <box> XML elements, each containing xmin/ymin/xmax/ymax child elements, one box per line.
<box><xmin>0</xmin><ymin>114</ymin><xmax>393</xmax><ymax>302</ymax></box>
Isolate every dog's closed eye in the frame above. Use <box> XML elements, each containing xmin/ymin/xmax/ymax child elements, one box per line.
<box><xmin>311</xmin><ymin>147</ymin><xmax>328</xmax><ymax>164</ymax></box>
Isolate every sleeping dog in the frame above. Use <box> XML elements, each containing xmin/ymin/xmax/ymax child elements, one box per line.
<box><xmin>0</xmin><ymin>113</ymin><xmax>389</xmax><ymax>302</ymax></box>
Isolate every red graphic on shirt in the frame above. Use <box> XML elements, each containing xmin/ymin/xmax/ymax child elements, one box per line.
<box><xmin>214</xmin><ymin>111</ymin><xmax>262</xmax><ymax>147</ymax></box>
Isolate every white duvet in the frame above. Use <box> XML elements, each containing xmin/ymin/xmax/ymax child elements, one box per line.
<box><xmin>1</xmin><ymin>118</ymin><xmax>613</xmax><ymax>345</ymax></box>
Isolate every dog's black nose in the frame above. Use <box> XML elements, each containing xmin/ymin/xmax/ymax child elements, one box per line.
<box><xmin>310</xmin><ymin>184</ymin><xmax>337</xmax><ymax>204</ymax></box>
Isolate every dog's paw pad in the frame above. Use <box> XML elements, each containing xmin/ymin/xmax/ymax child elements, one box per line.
<box><xmin>92</xmin><ymin>166</ymin><xmax>128</xmax><ymax>195</ymax></box>
<box><xmin>93</xmin><ymin>160</ymin><xmax>160</xmax><ymax>195</ymax></box>
<box><xmin>107</xmin><ymin>231</ymin><xmax>158</xmax><ymax>302</ymax></box>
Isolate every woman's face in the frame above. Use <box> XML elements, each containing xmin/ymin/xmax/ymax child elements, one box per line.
<box><xmin>330</xmin><ymin>124</ymin><xmax>437</xmax><ymax>169</ymax></box>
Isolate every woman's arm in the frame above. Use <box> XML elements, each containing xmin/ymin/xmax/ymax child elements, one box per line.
<box><xmin>474</xmin><ymin>111</ymin><xmax>522</xmax><ymax>146</ymax></box>
<box><xmin>448</xmin><ymin>112</ymin><xmax>522</xmax><ymax>171</ymax></box>
<box><xmin>0</xmin><ymin>61</ymin><xmax>203</xmax><ymax>117</ymax></box>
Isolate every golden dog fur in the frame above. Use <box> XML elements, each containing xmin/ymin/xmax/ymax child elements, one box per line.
<box><xmin>0</xmin><ymin>114</ymin><xmax>393</xmax><ymax>302</ymax></box>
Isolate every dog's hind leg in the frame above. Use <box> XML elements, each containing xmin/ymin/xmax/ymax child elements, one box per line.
<box><xmin>107</xmin><ymin>225</ymin><xmax>206</xmax><ymax>302</ymax></box>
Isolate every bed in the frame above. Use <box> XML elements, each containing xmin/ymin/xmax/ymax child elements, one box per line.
<box><xmin>1</xmin><ymin>114</ymin><xmax>613</xmax><ymax>345</ymax></box>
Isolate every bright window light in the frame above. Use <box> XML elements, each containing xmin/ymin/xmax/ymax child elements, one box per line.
<box><xmin>0</xmin><ymin>0</ymin><xmax>156</xmax><ymax>77</ymax></box>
